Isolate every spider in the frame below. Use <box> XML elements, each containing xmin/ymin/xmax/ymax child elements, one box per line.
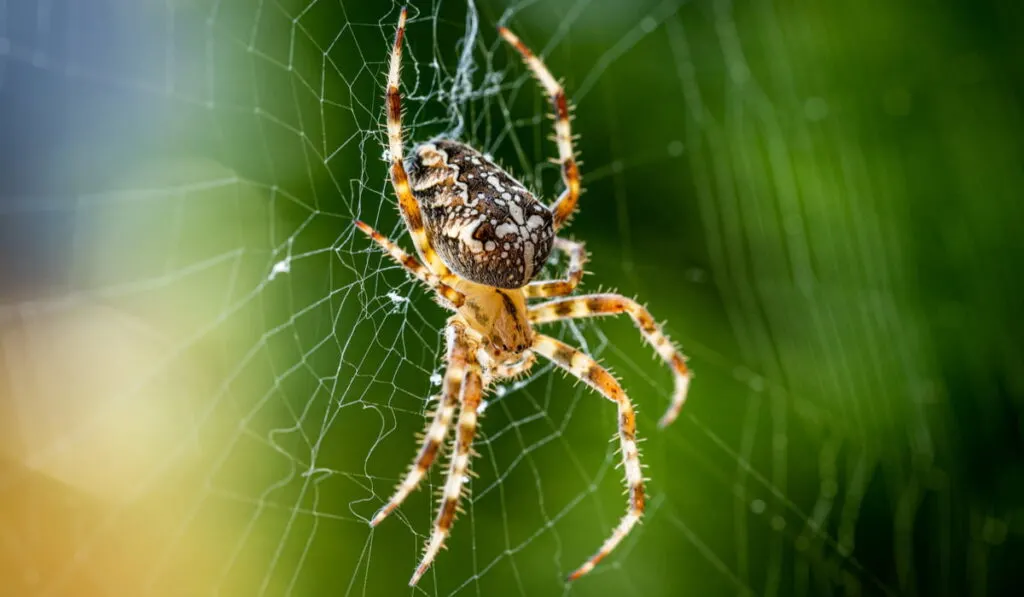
<box><xmin>356</xmin><ymin>7</ymin><xmax>693</xmax><ymax>585</ymax></box>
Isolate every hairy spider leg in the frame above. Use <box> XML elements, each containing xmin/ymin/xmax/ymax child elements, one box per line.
<box><xmin>370</xmin><ymin>319</ymin><xmax>471</xmax><ymax>527</ymax></box>
<box><xmin>531</xmin><ymin>334</ymin><xmax>645</xmax><ymax>581</ymax></box>
<box><xmin>530</xmin><ymin>294</ymin><xmax>692</xmax><ymax>428</ymax></box>
<box><xmin>354</xmin><ymin>221</ymin><xmax>465</xmax><ymax>308</ymax></box>
<box><xmin>410</xmin><ymin>347</ymin><xmax>485</xmax><ymax>586</ymax></box>
<box><xmin>523</xmin><ymin>237</ymin><xmax>588</xmax><ymax>298</ymax></box>
<box><xmin>498</xmin><ymin>27</ymin><xmax>581</xmax><ymax>231</ymax></box>
<box><xmin>386</xmin><ymin>8</ymin><xmax>451</xmax><ymax>276</ymax></box>
<box><xmin>491</xmin><ymin>351</ymin><xmax>537</xmax><ymax>379</ymax></box>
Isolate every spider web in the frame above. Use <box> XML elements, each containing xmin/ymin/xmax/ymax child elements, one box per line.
<box><xmin>0</xmin><ymin>1</ymin><xmax>1014</xmax><ymax>596</ymax></box>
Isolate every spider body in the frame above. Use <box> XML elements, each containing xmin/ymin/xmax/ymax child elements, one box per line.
<box><xmin>453</xmin><ymin>278</ymin><xmax>533</xmax><ymax>356</ymax></box>
<box><xmin>408</xmin><ymin>139</ymin><xmax>555</xmax><ymax>289</ymax></box>
<box><xmin>357</xmin><ymin>8</ymin><xmax>694</xmax><ymax>586</ymax></box>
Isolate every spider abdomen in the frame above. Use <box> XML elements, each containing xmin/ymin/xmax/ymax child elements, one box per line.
<box><xmin>408</xmin><ymin>139</ymin><xmax>554</xmax><ymax>288</ymax></box>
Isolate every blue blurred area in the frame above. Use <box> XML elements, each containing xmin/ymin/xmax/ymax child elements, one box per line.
<box><xmin>0</xmin><ymin>1</ymin><xmax>163</xmax><ymax>299</ymax></box>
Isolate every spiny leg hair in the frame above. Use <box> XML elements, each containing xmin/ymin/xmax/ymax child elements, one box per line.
<box><xmin>491</xmin><ymin>350</ymin><xmax>537</xmax><ymax>379</ymax></box>
<box><xmin>529</xmin><ymin>293</ymin><xmax>692</xmax><ymax>428</ymax></box>
<box><xmin>354</xmin><ymin>220</ymin><xmax>465</xmax><ymax>309</ymax></box>
<box><xmin>523</xmin><ymin>237</ymin><xmax>588</xmax><ymax>298</ymax></box>
<box><xmin>410</xmin><ymin>347</ymin><xmax>485</xmax><ymax>585</ymax></box>
<box><xmin>531</xmin><ymin>333</ymin><xmax>645</xmax><ymax>581</ymax></box>
<box><xmin>370</xmin><ymin>318</ymin><xmax>471</xmax><ymax>527</ymax></box>
<box><xmin>498</xmin><ymin>27</ymin><xmax>581</xmax><ymax>231</ymax></box>
<box><xmin>386</xmin><ymin>7</ymin><xmax>451</xmax><ymax>276</ymax></box>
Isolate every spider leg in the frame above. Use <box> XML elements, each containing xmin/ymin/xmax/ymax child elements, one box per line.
<box><xmin>492</xmin><ymin>350</ymin><xmax>537</xmax><ymax>379</ymax></box>
<box><xmin>530</xmin><ymin>294</ymin><xmax>692</xmax><ymax>428</ymax></box>
<box><xmin>370</xmin><ymin>319</ymin><xmax>471</xmax><ymax>527</ymax></box>
<box><xmin>524</xmin><ymin>237</ymin><xmax>588</xmax><ymax>298</ymax></box>
<box><xmin>498</xmin><ymin>27</ymin><xmax>581</xmax><ymax>231</ymax></box>
<box><xmin>354</xmin><ymin>220</ymin><xmax>465</xmax><ymax>309</ymax></box>
<box><xmin>410</xmin><ymin>350</ymin><xmax>484</xmax><ymax>586</ymax></box>
<box><xmin>386</xmin><ymin>8</ymin><xmax>451</xmax><ymax>276</ymax></box>
<box><xmin>531</xmin><ymin>333</ymin><xmax>645</xmax><ymax>581</ymax></box>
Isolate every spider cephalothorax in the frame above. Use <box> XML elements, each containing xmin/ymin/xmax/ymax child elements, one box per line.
<box><xmin>408</xmin><ymin>139</ymin><xmax>555</xmax><ymax>288</ymax></box>
<box><xmin>355</xmin><ymin>7</ymin><xmax>694</xmax><ymax>586</ymax></box>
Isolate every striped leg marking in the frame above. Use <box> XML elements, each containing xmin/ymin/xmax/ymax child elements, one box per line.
<box><xmin>492</xmin><ymin>350</ymin><xmax>537</xmax><ymax>380</ymax></box>
<box><xmin>498</xmin><ymin>27</ymin><xmax>581</xmax><ymax>230</ymax></box>
<box><xmin>354</xmin><ymin>220</ymin><xmax>465</xmax><ymax>308</ymax></box>
<box><xmin>370</xmin><ymin>320</ymin><xmax>470</xmax><ymax>527</ymax></box>
<box><xmin>410</xmin><ymin>353</ymin><xmax>484</xmax><ymax>586</ymax></box>
<box><xmin>386</xmin><ymin>8</ymin><xmax>450</xmax><ymax>275</ymax></box>
<box><xmin>531</xmin><ymin>334</ymin><xmax>645</xmax><ymax>581</ymax></box>
<box><xmin>524</xmin><ymin>237</ymin><xmax>588</xmax><ymax>298</ymax></box>
<box><xmin>530</xmin><ymin>294</ymin><xmax>692</xmax><ymax>428</ymax></box>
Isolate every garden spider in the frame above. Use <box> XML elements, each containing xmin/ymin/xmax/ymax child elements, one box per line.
<box><xmin>357</xmin><ymin>8</ymin><xmax>693</xmax><ymax>585</ymax></box>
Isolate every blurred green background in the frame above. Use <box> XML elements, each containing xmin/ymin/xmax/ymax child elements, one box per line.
<box><xmin>1</xmin><ymin>0</ymin><xmax>1023</xmax><ymax>596</ymax></box>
